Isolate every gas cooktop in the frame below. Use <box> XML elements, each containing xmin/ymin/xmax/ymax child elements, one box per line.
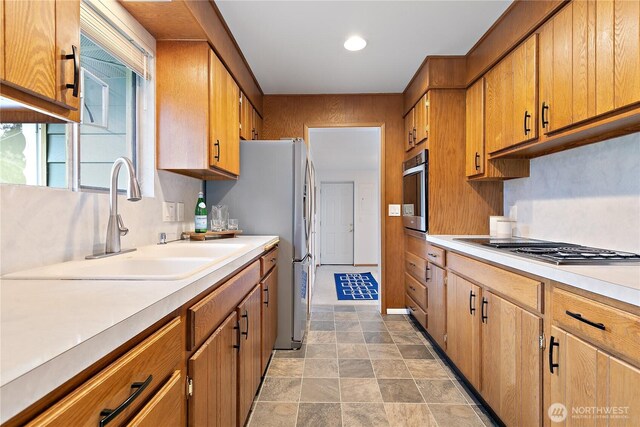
<box><xmin>454</xmin><ymin>237</ymin><xmax>640</xmax><ymax>265</ymax></box>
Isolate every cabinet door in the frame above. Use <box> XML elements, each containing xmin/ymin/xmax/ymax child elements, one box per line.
<box><xmin>209</xmin><ymin>52</ymin><xmax>240</xmax><ymax>176</ymax></box>
<box><xmin>240</xmin><ymin>92</ymin><xmax>253</xmax><ymax>140</ymax></box>
<box><xmin>4</xmin><ymin>0</ymin><xmax>56</xmax><ymax>100</ymax></box>
<box><xmin>404</xmin><ymin>108</ymin><xmax>415</xmax><ymax>151</ymax></box>
<box><xmin>188</xmin><ymin>312</ymin><xmax>238</xmax><ymax>427</ymax></box>
<box><xmin>414</xmin><ymin>93</ymin><xmax>429</xmax><ymax>144</ymax></box>
<box><xmin>127</xmin><ymin>370</ymin><xmax>185</xmax><ymax>427</ymax></box>
<box><xmin>512</xmin><ymin>35</ymin><xmax>538</xmax><ymax>146</ymax></box>
<box><xmin>261</xmin><ymin>267</ymin><xmax>278</xmax><ymax>375</ymax></box>
<box><xmin>1</xmin><ymin>0</ymin><xmax>4</xmax><ymax>80</ymax></box>
<box><xmin>481</xmin><ymin>292</ymin><xmax>542</xmax><ymax>426</ymax></box>
<box><xmin>548</xmin><ymin>327</ymin><xmax>640</xmax><ymax>426</ymax></box>
<box><xmin>485</xmin><ymin>60</ymin><xmax>504</xmax><ymax>154</ymax></box>
<box><xmin>254</xmin><ymin>110</ymin><xmax>263</xmax><ymax>140</ymax></box>
<box><xmin>465</xmin><ymin>78</ymin><xmax>484</xmax><ymax>177</ymax></box>
<box><xmin>237</xmin><ymin>285</ymin><xmax>262</xmax><ymax>426</ymax></box>
<box><xmin>446</xmin><ymin>274</ymin><xmax>481</xmax><ymax>389</ymax></box>
<box><xmin>551</xmin><ymin>3</ymin><xmax>574</xmax><ymax>132</ymax></box>
<box><xmin>613</xmin><ymin>0</ymin><xmax>640</xmax><ymax>109</ymax></box>
<box><xmin>55</xmin><ymin>0</ymin><xmax>80</xmax><ymax>110</ymax></box>
<box><xmin>426</xmin><ymin>264</ymin><xmax>446</xmax><ymax>349</ymax></box>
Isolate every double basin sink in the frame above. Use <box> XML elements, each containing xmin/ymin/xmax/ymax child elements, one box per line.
<box><xmin>3</xmin><ymin>241</ymin><xmax>247</xmax><ymax>281</ymax></box>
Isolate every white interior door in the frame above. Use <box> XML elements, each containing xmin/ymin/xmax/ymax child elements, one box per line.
<box><xmin>321</xmin><ymin>182</ymin><xmax>354</xmax><ymax>265</ymax></box>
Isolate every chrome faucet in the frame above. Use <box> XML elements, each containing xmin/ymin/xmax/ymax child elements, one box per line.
<box><xmin>87</xmin><ymin>157</ymin><xmax>141</xmax><ymax>259</ymax></box>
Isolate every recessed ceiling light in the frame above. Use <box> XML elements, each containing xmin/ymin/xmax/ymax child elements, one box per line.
<box><xmin>344</xmin><ymin>35</ymin><xmax>367</xmax><ymax>52</ymax></box>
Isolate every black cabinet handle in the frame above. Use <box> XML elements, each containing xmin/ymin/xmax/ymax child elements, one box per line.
<box><xmin>413</xmin><ymin>127</ymin><xmax>417</xmax><ymax>142</ymax></box>
<box><xmin>214</xmin><ymin>140</ymin><xmax>221</xmax><ymax>161</ymax></box>
<box><xmin>408</xmin><ymin>131</ymin><xmax>413</xmax><ymax>146</ymax></box>
<box><xmin>99</xmin><ymin>375</ymin><xmax>152</xmax><ymax>427</ymax></box>
<box><xmin>233</xmin><ymin>320</ymin><xmax>241</xmax><ymax>349</ymax></box>
<box><xmin>64</xmin><ymin>45</ymin><xmax>79</xmax><ymax>97</ymax></box>
<box><xmin>408</xmin><ymin>262</ymin><xmax>416</xmax><ymax>267</ymax></box>
<box><xmin>469</xmin><ymin>290</ymin><xmax>476</xmax><ymax>315</ymax></box>
<box><xmin>566</xmin><ymin>310</ymin><xmax>606</xmax><ymax>331</ymax></box>
<box><xmin>481</xmin><ymin>297</ymin><xmax>488</xmax><ymax>323</ymax></box>
<box><xmin>524</xmin><ymin>110</ymin><xmax>531</xmax><ymax>135</ymax></box>
<box><xmin>264</xmin><ymin>287</ymin><xmax>269</xmax><ymax>306</ymax></box>
<box><xmin>541</xmin><ymin>102</ymin><xmax>549</xmax><ymax>129</ymax></box>
<box><xmin>425</xmin><ymin>267</ymin><xmax>431</xmax><ymax>282</ymax></box>
<box><xmin>474</xmin><ymin>152</ymin><xmax>480</xmax><ymax>170</ymax></box>
<box><xmin>549</xmin><ymin>336</ymin><xmax>560</xmax><ymax>374</ymax></box>
<box><xmin>242</xmin><ymin>310</ymin><xmax>249</xmax><ymax>339</ymax></box>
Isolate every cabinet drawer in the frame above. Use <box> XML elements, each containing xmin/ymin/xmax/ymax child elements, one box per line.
<box><xmin>189</xmin><ymin>261</ymin><xmax>260</xmax><ymax>350</ymax></box>
<box><xmin>260</xmin><ymin>247</ymin><xmax>278</xmax><ymax>277</ymax></box>
<box><xmin>406</xmin><ymin>293</ymin><xmax>427</xmax><ymax>330</ymax></box>
<box><xmin>405</xmin><ymin>251</ymin><xmax>428</xmax><ymax>286</ymax></box>
<box><xmin>405</xmin><ymin>234</ymin><xmax>428</xmax><ymax>257</ymax></box>
<box><xmin>406</xmin><ymin>273</ymin><xmax>427</xmax><ymax>312</ymax></box>
<box><xmin>29</xmin><ymin>318</ymin><xmax>183</xmax><ymax>427</ymax></box>
<box><xmin>552</xmin><ymin>288</ymin><xmax>640</xmax><ymax>363</ymax></box>
<box><xmin>447</xmin><ymin>252</ymin><xmax>542</xmax><ymax>312</ymax></box>
<box><xmin>426</xmin><ymin>245</ymin><xmax>446</xmax><ymax>267</ymax></box>
<box><xmin>127</xmin><ymin>370</ymin><xmax>185</xmax><ymax>427</ymax></box>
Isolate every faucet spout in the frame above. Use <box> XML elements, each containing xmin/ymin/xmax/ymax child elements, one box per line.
<box><xmin>105</xmin><ymin>157</ymin><xmax>141</xmax><ymax>254</ymax></box>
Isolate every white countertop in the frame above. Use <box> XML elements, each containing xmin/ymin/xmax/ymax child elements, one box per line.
<box><xmin>427</xmin><ymin>235</ymin><xmax>640</xmax><ymax>307</ymax></box>
<box><xmin>0</xmin><ymin>235</ymin><xmax>278</xmax><ymax>424</ymax></box>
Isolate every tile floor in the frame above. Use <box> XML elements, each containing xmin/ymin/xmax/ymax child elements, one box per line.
<box><xmin>247</xmin><ymin>304</ymin><xmax>498</xmax><ymax>427</ymax></box>
<box><xmin>311</xmin><ymin>266</ymin><xmax>381</xmax><ymax>307</ymax></box>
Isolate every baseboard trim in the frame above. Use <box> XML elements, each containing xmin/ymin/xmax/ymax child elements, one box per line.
<box><xmin>354</xmin><ymin>263</ymin><xmax>379</xmax><ymax>267</ymax></box>
<box><xmin>386</xmin><ymin>308</ymin><xmax>410</xmax><ymax>315</ymax></box>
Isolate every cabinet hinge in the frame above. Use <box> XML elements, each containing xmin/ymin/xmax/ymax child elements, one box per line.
<box><xmin>539</xmin><ymin>333</ymin><xmax>545</xmax><ymax>350</ymax></box>
<box><xmin>425</xmin><ymin>100</ymin><xmax>430</xmax><ymax>107</ymax></box>
<box><xmin>443</xmin><ymin>333</ymin><xmax>448</xmax><ymax>343</ymax></box>
<box><xmin>187</xmin><ymin>376</ymin><xmax>193</xmax><ymax>398</ymax></box>
<box><xmin>444</xmin><ymin>276</ymin><xmax>448</xmax><ymax>285</ymax></box>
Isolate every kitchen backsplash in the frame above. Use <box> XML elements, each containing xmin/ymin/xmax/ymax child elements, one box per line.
<box><xmin>504</xmin><ymin>132</ymin><xmax>640</xmax><ymax>252</ymax></box>
<box><xmin>0</xmin><ymin>170</ymin><xmax>201</xmax><ymax>275</ymax></box>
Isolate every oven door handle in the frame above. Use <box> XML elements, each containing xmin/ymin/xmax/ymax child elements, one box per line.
<box><xmin>403</xmin><ymin>164</ymin><xmax>425</xmax><ymax>177</ymax></box>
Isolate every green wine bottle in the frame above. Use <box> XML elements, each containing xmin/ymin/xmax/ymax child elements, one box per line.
<box><xmin>195</xmin><ymin>192</ymin><xmax>208</xmax><ymax>233</ymax></box>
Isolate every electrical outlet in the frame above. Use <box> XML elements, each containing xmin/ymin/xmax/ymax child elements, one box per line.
<box><xmin>388</xmin><ymin>204</ymin><xmax>401</xmax><ymax>217</ymax></box>
<box><xmin>176</xmin><ymin>202</ymin><xmax>185</xmax><ymax>221</ymax></box>
<box><xmin>162</xmin><ymin>201</ymin><xmax>176</xmax><ymax>222</ymax></box>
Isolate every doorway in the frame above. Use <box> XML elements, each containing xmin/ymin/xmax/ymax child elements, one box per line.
<box><xmin>320</xmin><ymin>182</ymin><xmax>354</xmax><ymax>265</ymax></box>
<box><xmin>308</xmin><ymin>127</ymin><xmax>382</xmax><ymax>307</ymax></box>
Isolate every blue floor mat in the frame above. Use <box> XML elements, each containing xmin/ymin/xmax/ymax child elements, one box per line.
<box><xmin>334</xmin><ymin>272</ymin><xmax>379</xmax><ymax>300</ymax></box>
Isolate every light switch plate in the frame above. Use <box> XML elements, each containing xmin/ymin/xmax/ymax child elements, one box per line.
<box><xmin>176</xmin><ymin>202</ymin><xmax>185</xmax><ymax>221</ymax></box>
<box><xmin>388</xmin><ymin>204</ymin><xmax>401</xmax><ymax>217</ymax></box>
<box><xmin>162</xmin><ymin>201</ymin><xmax>176</xmax><ymax>222</ymax></box>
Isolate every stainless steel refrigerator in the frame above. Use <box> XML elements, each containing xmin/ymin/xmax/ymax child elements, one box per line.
<box><xmin>206</xmin><ymin>138</ymin><xmax>312</xmax><ymax>349</ymax></box>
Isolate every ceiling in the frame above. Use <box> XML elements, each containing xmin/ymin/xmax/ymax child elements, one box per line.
<box><xmin>215</xmin><ymin>1</ymin><xmax>512</xmax><ymax>94</ymax></box>
<box><xmin>309</xmin><ymin>127</ymin><xmax>380</xmax><ymax>171</ymax></box>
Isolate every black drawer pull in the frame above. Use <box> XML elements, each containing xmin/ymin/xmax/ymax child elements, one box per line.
<box><xmin>549</xmin><ymin>336</ymin><xmax>560</xmax><ymax>374</ymax></box>
<box><xmin>242</xmin><ymin>310</ymin><xmax>249</xmax><ymax>339</ymax></box>
<box><xmin>481</xmin><ymin>297</ymin><xmax>488</xmax><ymax>323</ymax></box>
<box><xmin>408</xmin><ymin>262</ymin><xmax>416</xmax><ymax>267</ymax></box>
<box><xmin>566</xmin><ymin>310</ymin><xmax>606</xmax><ymax>331</ymax></box>
<box><xmin>233</xmin><ymin>320</ymin><xmax>241</xmax><ymax>349</ymax></box>
<box><xmin>427</xmin><ymin>253</ymin><xmax>438</xmax><ymax>258</ymax></box>
<box><xmin>99</xmin><ymin>375</ymin><xmax>152</xmax><ymax>426</ymax></box>
<box><xmin>524</xmin><ymin>110</ymin><xmax>531</xmax><ymax>135</ymax></box>
<box><xmin>541</xmin><ymin>102</ymin><xmax>549</xmax><ymax>128</ymax></box>
<box><xmin>469</xmin><ymin>290</ymin><xmax>476</xmax><ymax>315</ymax></box>
<box><xmin>474</xmin><ymin>152</ymin><xmax>480</xmax><ymax>170</ymax></box>
<box><xmin>264</xmin><ymin>287</ymin><xmax>269</xmax><ymax>306</ymax></box>
<box><xmin>64</xmin><ymin>45</ymin><xmax>79</xmax><ymax>97</ymax></box>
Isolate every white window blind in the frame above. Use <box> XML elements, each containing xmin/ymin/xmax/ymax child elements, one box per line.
<box><xmin>80</xmin><ymin>2</ymin><xmax>151</xmax><ymax>79</ymax></box>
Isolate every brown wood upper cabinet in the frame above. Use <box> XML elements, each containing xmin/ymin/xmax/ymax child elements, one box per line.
<box><xmin>157</xmin><ymin>41</ymin><xmax>240</xmax><ymax>179</ymax></box>
<box><xmin>240</xmin><ymin>92</ymin><xmax>263</xmax><ymax>140</ymax></box>
<box><xmin>465</xmin><ymin>76</ymin><xmax>530</xmax><ymax>179</ymax></box>
<box><xmin>404</xmin><ymin>107</ymin><xmax>415</xmax><ymax>151</ymax></box>
<box><xmin>486</xmin><ymin>34</ymin><xmax>538</xmax><ymax>154</ymax></box>
<box><xmin>539</xmin><ymin>0</ymin><xmax>640</xmax><ymax>135</ymax></box>
<box><xmin>253</xmin><ymin>109</ymin><xmax>263</xmax><ymax>140</ymax></box>
<box><xmin>1</xmin><ymin>0</ymin><xmax>81</xmax><ymax>118</ymax></box>
<box><xmin>414</xmin><ymin>93</ymin><xmax>429</xmax><ymax>145</ymax></box>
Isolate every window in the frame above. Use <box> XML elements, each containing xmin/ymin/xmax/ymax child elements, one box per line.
<box><xmin>77</xmin><ymin>34</ymin><xmax>138</xmax><ymax>191</ymax></box>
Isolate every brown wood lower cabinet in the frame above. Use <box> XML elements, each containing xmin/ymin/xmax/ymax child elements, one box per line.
<box><xmin>188</xmin><ymin>312</ymin><xmax>238</xmax><ymax>427</ymax></box>
<box><xmin>446</xmin><ymin>273</ymin><xmax>481</xmax><ymax>390</ymax></box>
<box><xmin>425</xmin><ymin>263</ymin><xmax>446</xmax><ymax>349</ymax></box>
<box><xmin>261</xmin><ymin>266</ymin><xmax>278</xmax><ymax>374</ymax></box>
<box><xmin>128</xmin><ymin>370</ymin><xmax>185</xmax><ymax>427</ymax></box>
<box><xmin>481</xmin><ymin>291</ymin><xmax>542</xmax><ymax>426</ymax></box>
<box><xmin>549</xmin><ymin>326</ymin><xmax>640</xmax><ymax>426</ymax></box>
<box><xmin>237</xmin><ymin>284</ymin><xmax>262</xmax><ymax>426</ymax></box>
